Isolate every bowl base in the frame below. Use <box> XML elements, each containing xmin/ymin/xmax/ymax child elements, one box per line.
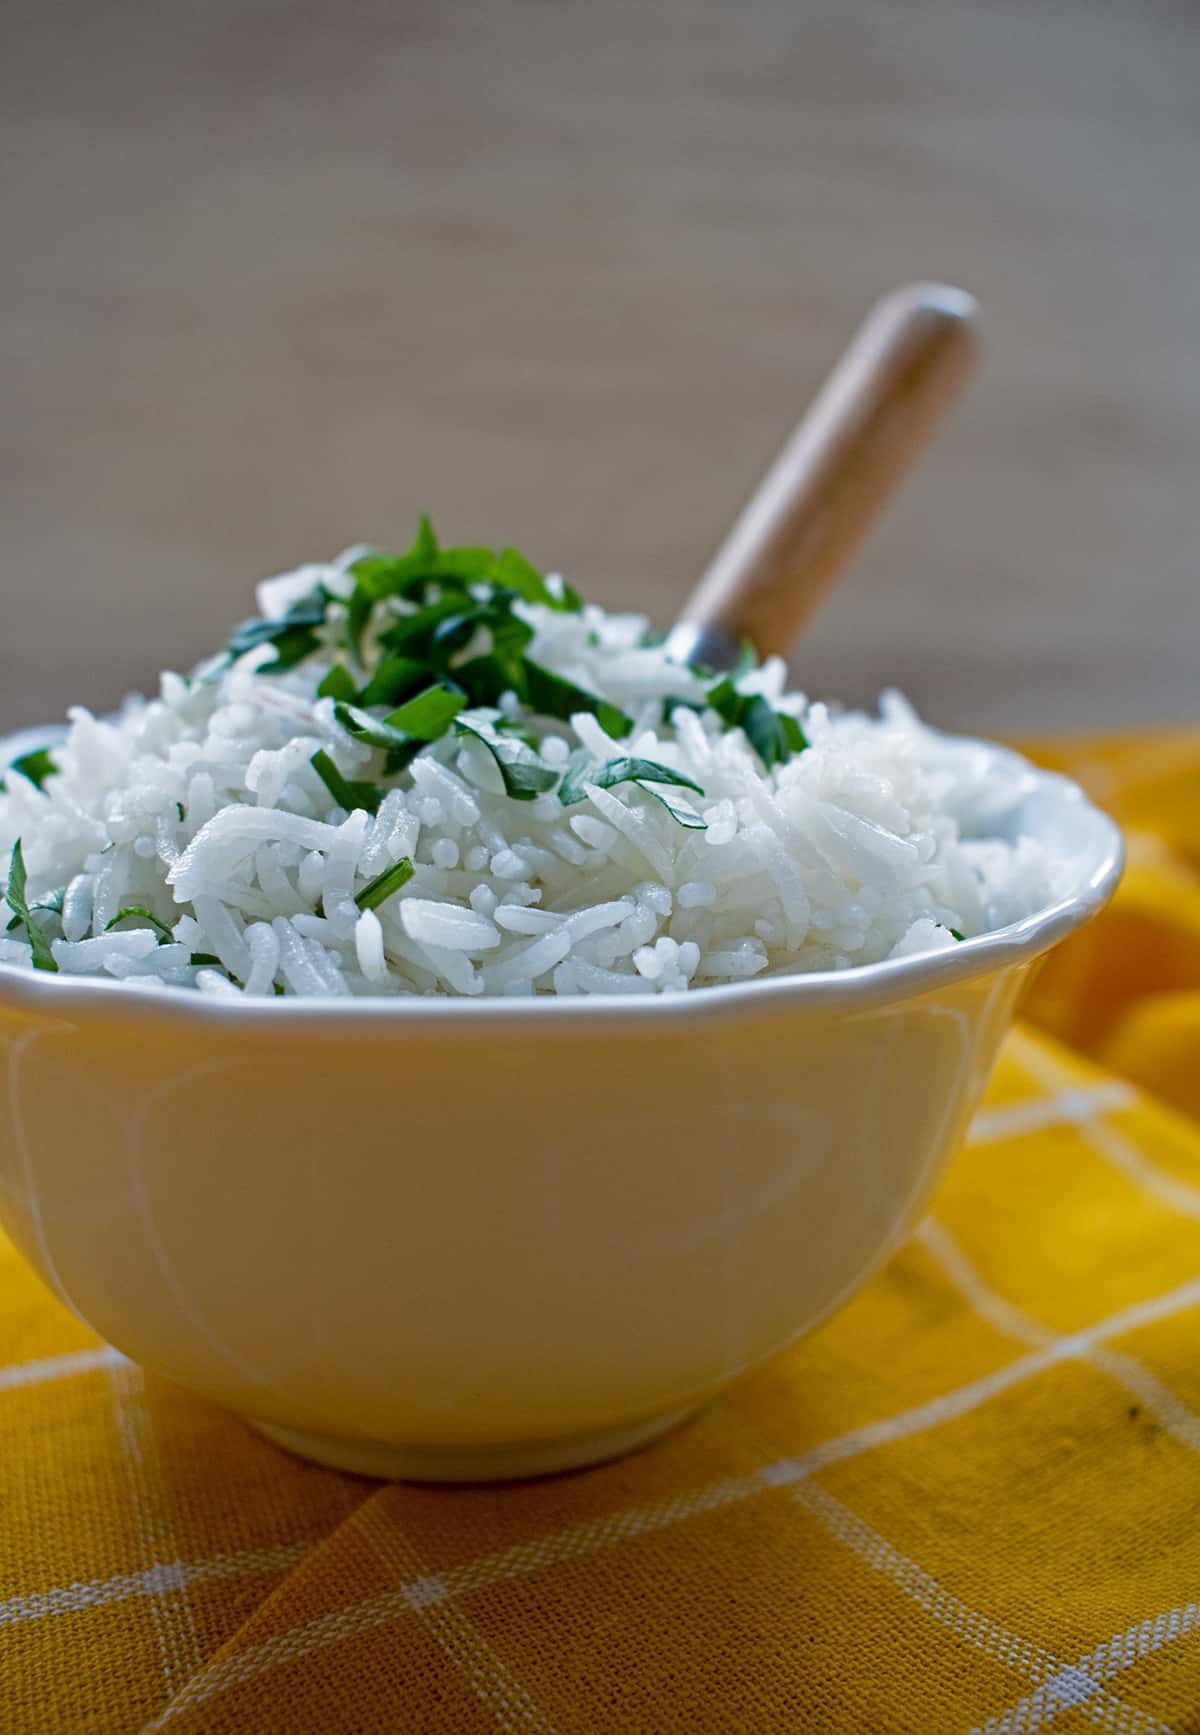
<box><xmin>245</xmin><ymin>1405</ymin><xmax>699</xmax><ymax>1482</ymax></box>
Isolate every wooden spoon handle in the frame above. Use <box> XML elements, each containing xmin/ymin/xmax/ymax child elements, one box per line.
<box><xmin>671</xmin><ymin>283</ymin><xmax>980</xmax><ymax>666</ymax></box>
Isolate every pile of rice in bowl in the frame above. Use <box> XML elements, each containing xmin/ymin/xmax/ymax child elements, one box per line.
<box><xmin>0</xmin><ymin>522</ymin><xmax>1065</xmax><ymax>999</ymax></box>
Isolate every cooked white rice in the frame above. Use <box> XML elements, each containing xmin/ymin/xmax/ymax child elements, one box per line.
<box><xmin>0</xmin><ymin>544</ymin><xmax>1065</xmax><ymax>999</ymax></box>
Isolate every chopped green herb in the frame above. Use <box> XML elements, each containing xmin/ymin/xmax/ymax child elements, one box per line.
<box><xmin>741</xmin><ymin>696</ymin><xmax>799</xmax><ymax>769</ymax></box>
<box><xmin>9</xmin><ymin>747</ymin><xmax>57</xmax><ymax>789</ymax></box>
<box><xmin>449</xmin><ymin>654</ymin><xmax>518</xmax><ymax>709</ymax></box>
<box><xmin>345</xmin><ymin>587</ymin><xmax>375</xmax><ymax>661</ymax></box>
<box><xmin>412</xmin><ymin>512</ymin><xmax>438</xmax><ymax>563</ymax></box>
<box><xmin>354</xmin><ymin>655</ymin><xmax>429</xmax><ymax>709</ymax></box>
<box><xmin>4</xmin><ymin>840</ymin><xmax>58</xmax><ymax>972</ymax></box>
<box><xmin>732</xmin><ymin>639</ymin><xmax>759</xmax><ymax>679</ymax></box>
<box><xmin>454</xmin><ymin>713</ymin><xmax>559</xmax><ymax>801</ymax></box>
<box><xmin>310</xmin><ymin>750</ymin><xmax>383</xmax><ymax>815</ymax></box>
<box><xmin>176</xmin><ymin>801</ymin><xmax>186</xmax><ymax>822</ymax></box>
<box><xmin>378</xmin><ymin>595</ymin><xmax>472</xmax><ymax>657</ymax></box>
<box><xmin>226</xmin><ymin>592</ymin><xmax>328</xmax><ymax>673</ymax></box>
<box><xmin>492</xmin><ymin>716</ymin><xmax>540</xmax><ymax>747</ymax></box>
<box><xmin>522</xmin><ymin>659</ymin><xmax>632</xmax><ymax>739</ymax></box>
<box><xmin>493</xmin><ymin>546</ymin><xmax>581</xmax><ymax>612</ymax></box>
<box><xmin>353</xmin><ymin>856</ymin><xmax>415</xmax><ymax>911</ymax></box>
<box><xmin>431</xmin><ymin>546</ymin><xmax>495</xmax><ymax>582</ymax></box>
<box><xmin>949</xmin><ymin>928</ymin><xmax>966</xmax><ymax>942</ymax></box>
<box><xmin>105</xmin><ymin>908</ymin><xmax>175</xmax><ymax>944</ymax></box>
<box><xmin>384</xmin><ymin>683</ymin><xmax>466</xmax><ymax>741</ymax></box>
<box><xmin>557</xmin><ymin>750</ymin><xmax>706</xmax><ymax>829</ymax></box>
<box><xmin>706</xmin><ymin>677</ymin><xmax>740</xmax><ymax>722</ymax></box>
<box><xmin>558</xmin><ymin>751</ymin><xmax>704</xmax><ymax>809</ymax></box>
<box><xmin>5</xmin><ymin>884</ymin><xmax>65</xmax><ymax>933</ymax></box>
<box><xmin>333</xmin><ymin>701</ymin><xmax>409</xmax><ymax>752</ymax></box>
<box><xmin>332</xmin><ymin>703</ymin><xmax>426</xmax><ymax>776</ymax></box>
<box><xmin>431</xmin><ymin>601</ymin><xmax>534</xmax><ymax>665</ymax></box>
<box><xmin>641</xmin><ymin>785</ymin><xmax>708</xmax><ymax>830</ymax></box>
<box><xmin>260</xmin><ymin>625</ymin><xmax>323</xmax><ymax>672</ymax></box>
<box><xmin>779</xmin><ymin>713</ymin><xmax>809</xmax><ymax>754</ymax></box>
<box><xmin>348</xmin><ymin>516</ymin><xmax>470</xmax><ymax>602</ymax></box>
<box><xmin>662</xmin><ymin>694</ymin><xmax>705</xmax><ymax>723</ymax></box>
<box><xmin>706</xmin><ymin>679</ymin><xmax>808</xmax><ymax>769</ymax></box>
<box><xmin>317</xmin><ymin>664</ymin><xmax>359</xmax><ymax>702</ymax></box>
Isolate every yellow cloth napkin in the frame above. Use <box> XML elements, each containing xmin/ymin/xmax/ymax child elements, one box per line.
<box><xmin>4</xmin><ymin>729</ymin><xmax>1200</xmax><ymax>1734</ymax></box>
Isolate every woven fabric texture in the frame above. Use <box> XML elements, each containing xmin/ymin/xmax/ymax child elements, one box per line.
<box><xmin>3</xmin><ymin>728</ymin><xmax>1199</xmax><ymax>1733</ymax></box>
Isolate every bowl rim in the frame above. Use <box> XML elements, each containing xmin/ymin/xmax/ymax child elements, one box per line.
<box><xmin>0</xmin><ymin>735</ymin><xmax>1124</xmax><ymax>1032</ymax></box>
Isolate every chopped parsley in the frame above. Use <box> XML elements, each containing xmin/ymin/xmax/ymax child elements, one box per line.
<box><xmin>204</xmin><ymin>516</ymin><xmax>814</xmax><ymax>832</ymax></box>
<box><xmin>455</xmin><ymin>713</ymin><xmax>559</xmax><ymax>801</ymax></box>
<box><xmin>332</xmin><ymin>701</ymin><xmax>426</xmax><ymax>776</ymax></box>
<box><xmin>353</xmin><ymin>655</ymin><xmax>428</xmax><ymax>709</ymax></box>
<box><xmin>706</xmin><ymin>679</ymin><xmax>808</xmax><ymax>769</ymax></box>
<box><xmin>227</xmin><ymin>591</ymin><xmax>329</xmax><ymax>674</ymax></box>
<box><xmin>558</xmin><ymin>751</ymin><xmax>704</xmax><ymax>810</ymax></box>
<box><xmin>317</xmin><ymin>664</ymin><xmax>358</xmax><ymax>702</ymax></box>
<box><xmin>8</xmin><ymin>748</ymin><xmax>58</xmax><ymax>790</ymax></box>
<box><xmin>492</xmin><ymin>546</ymin><xmax>581</xmax><ymax>612</ymax></box>
<box><xmin>640</xmin><ymin>785</ymin><xmax>709</xmax><ymax>830</ymax></box>
<box><xmin>5</xmin><ymin>883</ymin><xmax>65</xmax><ymax>933</ymax></box>
<box><xmin>354</xmin><ymin>856</ymin><xmax>415</xmax><ymax>912</ymax></box>
<box><xmin>106</xmin><ymin>908</ymin><xmax>175</xmax><ymax>944</ymax></box>
<box><xmin>385</xmin><ymin>682</ymin><xmax>466</xmax><ymax>741</ymax></box>
<box><xmin>522</xmin><ymin>660</ymin><xmax>632</xmax><ymax>740</ymax></box>
<box><xmin>4</xmin><ymin>840</ymin><xmax>58</xmax><ymax>972</ymax></box>
<box><xmin>310</xmin><ymin>750</ymin><xmax>383</xmax><ymax>815</ymax></box>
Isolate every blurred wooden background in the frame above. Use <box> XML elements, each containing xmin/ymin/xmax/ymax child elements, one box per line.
<box><xmin>2</xmin><ymin>0</ymin><xmax>1197</xmax><ymax>736</ymax></box>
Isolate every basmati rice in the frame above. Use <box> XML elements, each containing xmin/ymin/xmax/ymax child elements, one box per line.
<box><xmin>0</xmin><ymin>542</ymin><xmax>1068</xmax><ymax>999</ymax></box>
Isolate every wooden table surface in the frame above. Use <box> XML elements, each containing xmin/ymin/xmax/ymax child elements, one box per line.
<box><xmin>2</xmin><ymin>0</ymin><xmax>1197</xmax><ymax>737</ymax></box>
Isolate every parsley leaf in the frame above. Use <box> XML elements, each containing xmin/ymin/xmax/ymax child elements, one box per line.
<box><xmin>9</xmin><ymin>747</ymin><xmax>58</xmax><ymax>789</ymax></box>
<box><xmin>640</xmin><ymin>785</ymin><xmax>708</xmax><ymax>829</ymax></box>
<box><xmin>454</xmin><ymin>712</ymin><xmax>559</xmax><ymax>801</ymax></box>
<box><xmin>105</xmin><ymin>908</ymin><xmax>175</xmax><ymax>944</ymax></box>
<box><xmin>378</xmin><ymin>596</ymin><xmax>472</xmax><ymax>656</ymax></box>
<box><xmin>345</xmin><ymin>588</ymin><xmax>375</xmax><ymax>662</ymax></box>
<box><xmin>557</xmin><ymin>752</ymin><xmax>704</xmax><ymax>809</ymax></box>
<box><xmin>732</xmin><ymin>639</ymin><xmax>759</xmax><ymax>678</ymax></box>
<box><xmin>348</xmin><ymin>518</ymin><xmax>490</xmax><ymax>603</ymax></box>
<box><xmin>317</xmin><ymin>664</ymin><xmax>358</xmax><ymax>701</ymax></box>
<box><xmin>226</xmin><ymin>591</ymin><xmax>328</xmax><ymax>672</ymax></box>
<box><xmin>430</xmin><ymin>601</ymin><xmax>534</xmax><ymax>665</ymax></box>
<box><xmin>332</xmin><ymin>703</ymin><xmax>425</xmax><ymax>777</ymax></box>
<box><xmin>493</xmin><ymin>547</ymin><xmax>581</xmax><ymax>612</ymax></box>
<box><xmin>354</xmin><ymin>856</ymin><xmax>415</xmax><ymax>911</ymax></box>
<box><xmin>385</xmin><ymin>683</ymin><xmax>466</xmax><ymax>741</ymax></box>
<box><xmin>557</xmin><ymin>750</ymin><xmax>706</xmax><ymax>828</ymax></box>
<box><xmin>707</xmin><ymin>679</ymin><xmax>808</xmax><ymax>768</ymax></box>
<box><xmin>354</xmin><ymin>655</ymin><xmax>430</xmax><ymax>709</ymax></box>
<box><xmin>5</xmin><ymin>883</ymin><xmax>65</xmax><ymax>933</ymax></box>
<box><xmin>4</xmin><ymin>840</ymin><xmax>58</xmax><ymax>971</ymax></box>
<box><xmin>310</xmin><ymin>750</ymin><xmax>383</xmax><ymax>815</ymax></box>
<box><xmin>522</xmin><ymin>660</ymin><xmax>632</xmax><ymax>739</ymax></box>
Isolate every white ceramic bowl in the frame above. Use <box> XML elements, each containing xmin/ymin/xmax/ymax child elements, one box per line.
<box><xmin>0</xmin><ymin>737</ymin><xmax>1121</xmax><ymax>1480</ymax></box>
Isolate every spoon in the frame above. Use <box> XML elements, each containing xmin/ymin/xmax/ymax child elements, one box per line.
<box><xmin>667</xmin><ymin>282</ymin><xmax>980</xmax><ymax>672</ymax></box>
